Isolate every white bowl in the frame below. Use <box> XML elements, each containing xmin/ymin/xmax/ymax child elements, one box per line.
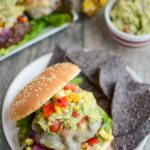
<box><xmin>104</xmin><ymin>0</ymin><xmax>150</xmax><ymax>43</ymax></box>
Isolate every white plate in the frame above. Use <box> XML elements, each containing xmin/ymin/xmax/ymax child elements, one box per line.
<box><xmin>2</xmin><ymin>53</ymin><xmax>149</xmax><ymax>150</ymax></box>
<box><xmin>0</xmin><ymin>11</ymin><xmax>78</xmax><ymax>62</ymax></box>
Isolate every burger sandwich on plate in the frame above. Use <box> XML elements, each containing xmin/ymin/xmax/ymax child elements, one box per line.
<box><xmin>9</xmin><ymin>62</ymin><xmax>113</xmax><ymax>150</ymax></box>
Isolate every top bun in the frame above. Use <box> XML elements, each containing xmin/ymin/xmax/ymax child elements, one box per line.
<box><xmin>9</xmin><ymin>62</ymin><xmax>81</xmax><ymax>121</ymax></box>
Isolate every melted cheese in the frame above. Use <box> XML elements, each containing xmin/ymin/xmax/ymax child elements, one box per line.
<box><xmin>39</xmin><ymin>121</ymin><xmax>101</xmax><ymax>150</ymax></box>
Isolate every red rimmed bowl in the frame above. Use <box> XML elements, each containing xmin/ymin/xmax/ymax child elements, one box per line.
<box><xmin>104</xmin><ymin>0</ymin><xmax>150</xmax><ymax>48</ymax></box>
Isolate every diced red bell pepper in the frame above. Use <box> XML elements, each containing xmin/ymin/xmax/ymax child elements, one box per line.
<box><xmin>17</xmin><ymin>16</ymin><xmax>24</xmax><ymax>23</ymax></box>
<box><xmin>72</xmin><ymin>111</ymin><xmax>79</xmax><ymax>118</ymax></box>
<box><xmin>64</xmin><ymin>84</ymin><xmax>77</xmax><ymax>92</ymax></box>
<box><xmin>17</xmin><ymin>16</ymin><xmax>28</xmax><ymax>23</ymax></box>
<box><xmin>42</xmin><ymin>102</ymin><xmax>55</xmax><ymax>118</ymax></box>
<box><xmin>87</xmin><ymin>137</ymin><xmax>99</xmax><ymax>146</ymax></box>
<box><xmin>49</xmin><ymin>120</ymin><xmax>61</xmax><ymax>133</ymax></box>
<box><xmin>57</xmin><ymin>96</ymin><xmax>68</xmax><ymax>108</ymax></box>
<box><xmin>123</xmin><ymin>25</ymin><xmax>129</xmax><ymax>33</ymax></box>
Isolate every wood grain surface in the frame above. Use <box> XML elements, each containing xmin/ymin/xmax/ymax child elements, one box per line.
<box><xmin>0</xmin><ymin>1</ymin><xmax>150</xmax><ymax>149</ymax></box>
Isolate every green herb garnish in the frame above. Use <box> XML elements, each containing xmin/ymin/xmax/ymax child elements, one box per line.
<box><xmin>69</xmin><ymin>77</ymin><xmax>83</xmax><ymax>85</ymax></box>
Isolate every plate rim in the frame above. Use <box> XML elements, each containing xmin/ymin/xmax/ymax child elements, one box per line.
<box><xmin>2</xmin><ymin>52</ymin><xmax>142</xmax><ymax>150</ymax></box>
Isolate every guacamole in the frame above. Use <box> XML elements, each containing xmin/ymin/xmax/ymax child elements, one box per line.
<box><xmin>110</xmin><ymin>0</ymin><xmax>150</xmax><ymax>35</ymax></box>
<box><xmin>33</xmin><ymin>89</ymin><xmax>102</xmax><ymax>132</ymax></box>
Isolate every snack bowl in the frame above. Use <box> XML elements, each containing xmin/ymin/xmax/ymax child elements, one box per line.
<box><xmin>104</xmin><ymin>0</ymin><xmax>150</xmax><ymax>47</ymax></box>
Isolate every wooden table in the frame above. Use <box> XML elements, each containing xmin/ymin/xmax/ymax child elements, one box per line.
<box><xmin>0</xmin><ymin>1</ymin><xmax>150</xmax><ymax>149</ymax></box>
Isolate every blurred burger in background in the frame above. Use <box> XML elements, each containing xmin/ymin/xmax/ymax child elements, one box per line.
<box><xmin>0</xmin><ymin>0</ymin><xmax>73</xmax><ymax>50</ymax></box>
<box><xmin>19</xmin><ymin>0</ymin><xmax>72</xmax><ymax>19</ymax></box>
<box><xmin>23</xmin><ymin>0</ymin><xmax>61</xmax><ymax>19</ymax></box>
<box><xmin>0</xmin><ymin>0</ymin><xmax>30</xmax><ymax>48</ymax></box>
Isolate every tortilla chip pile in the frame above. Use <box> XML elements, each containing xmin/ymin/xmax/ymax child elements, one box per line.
<box><xmin>48</xmin><ymin>47</ymin><xmax>150</xmax><ymax>150</ymax></box>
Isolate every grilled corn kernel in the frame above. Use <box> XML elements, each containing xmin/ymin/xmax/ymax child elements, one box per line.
<box><xmin>99</xmin><ymin>128</ymin><xmax>111</xmax><ymax>140</ymax></box>
<box><xmin>0</xmin><ymin>21</ymin><xmax>4</xmax><ymax>27</ymax></box>
<box><xmin>25</xmin><ymin>138</ymin><xmax>33</xmax><ymax>146</ymax></box>
<box><xmin>26</xmin><ymin>147</ymin><xmax>31</xmax><ymax>150</ymax></box>
<box><xmin>62</xmin><ymin>107</ymin><xmax>66</xmax><ymax>112</ymax></box>
<box><xmin>23</xmin><ymin>16</ymin><xmax>28</xmax><ymax>23</ymax></box>
<box><xmin>55</xmin><ymin>106</ymin><xmax>62</xmax><ymax>115</ymax></box>
<box><xmin>74</xmin><ymin>105</ymin><xmax>79</xmax><ymax>111</ymax></box>
<box><xmin>100</xmin><ymin>0</ymin><xmax>107</xmax><ymax>6</ymax></box>
<box><xmin>67</xmin><ymin>98</ymin><xmax>72</xmax><ymax>102</ymax></box>
<box><xmin>81</xmin><ymin>143</ymin><xmax>88</xmax><ymax>149</ymax></box>
<box><xmin>62</xmin><ymin>106</ymin><xmax>69</xmax><ymax>112</ymax></box>
<box><xmin>68</xmin><ymin>93</ymin><xmax>81</xmax><ymax>103</ymax></box>
<box><xmin>82</xmin><ymin>0</ymin><xmax>97</xmax><ymax>16</ymax></box>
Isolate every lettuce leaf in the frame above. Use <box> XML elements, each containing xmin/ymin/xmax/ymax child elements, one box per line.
<box><xmin>69</xmin><ymin>77</ymin><xmax>83</xmax><ymax>85</ymax></box>
<box><xmin>43</xmin><ymin>14</ymin><xmax>72</xmax><ymax>27</ymax></box>
<box><xmin>16</xmin><ymin>114</ymin><xmax>34</xmax><ymax>146</ymax></box>
<box><xmin>98</xmin><ymin>107</ymin><xmax>112</xmax><ymax>132</ymax></box>
<box><xmin>96</xmin><ymin>107</ymin><xmax>112</xmax><ymax>146</ymax></box>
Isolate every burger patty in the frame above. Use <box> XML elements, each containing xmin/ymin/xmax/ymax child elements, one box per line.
<box><xmin>0</xmin><ymin>22</ymin><xmax>30</xmax><ymax>48</ymax></box>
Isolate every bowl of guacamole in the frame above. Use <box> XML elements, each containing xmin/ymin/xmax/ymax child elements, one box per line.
<box><xmin>104</xmin><ymin>0</ymin><xmax>150</xmax><ymax>44</ymax></box>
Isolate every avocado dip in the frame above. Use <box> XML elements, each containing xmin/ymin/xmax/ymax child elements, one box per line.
<box><xmin>110</xmin><ymin>0</ymin><xmax>150</xmax><ymax>35</ymax></box>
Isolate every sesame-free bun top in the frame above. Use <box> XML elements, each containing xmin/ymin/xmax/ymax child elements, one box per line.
<box><xmin>9</xmin><ymin>62</ymin><xmax>81</xmax><ymax>121</ymax></box>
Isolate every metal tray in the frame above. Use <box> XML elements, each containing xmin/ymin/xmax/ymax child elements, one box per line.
<box><xmin>0</xmin><ymin>11</ymin><xmax>78</xmax><ymax>62</ymax></box>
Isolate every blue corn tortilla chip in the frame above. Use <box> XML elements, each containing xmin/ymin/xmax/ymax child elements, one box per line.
<box><xmin>99</xmin><ymin>55</ymin><xmax>130</xmax><ymax>99</ymax></box>
<box><xmin>48</xmin><ymin>46</ymin><xmax>83</xmax><ymax>66</ymax></box>
<box><xmin>67</xmin><ymin>50</ymin><xmax>116</xmax><ymax>88</ymax></box>
<box><xmin>48</xmin><ymin>46</ymin><xmax>67</xmax><ymax>66</ymax></box>
<box><xmin>112</xmin><ymin>77</ymin><xmax>150</xmax><ymax>137</ymax></box>
<box><xmin>48</xmin><ymin>46</ymin><xmax>67</xmax><ymax>65</ymax></box>
<box><xmin>113</xmin><ymin>119</ymin><xmax>150</xmax><ymax>150</ymax></box>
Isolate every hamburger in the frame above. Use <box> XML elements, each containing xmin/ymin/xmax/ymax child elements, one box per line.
<box><xmin>0</xmin><ymin>0</ymin><xmax>30</xmax><ymax>48</ymax></box>
<box><xmin>20</xmin><ymin>0</ymin><xmax>72</xmax><ymax>19</ymax></box>
<box><xmin>9</xmin><ymin>62</ymin><xmax>113</xmax><ymax>150</ymax></box>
